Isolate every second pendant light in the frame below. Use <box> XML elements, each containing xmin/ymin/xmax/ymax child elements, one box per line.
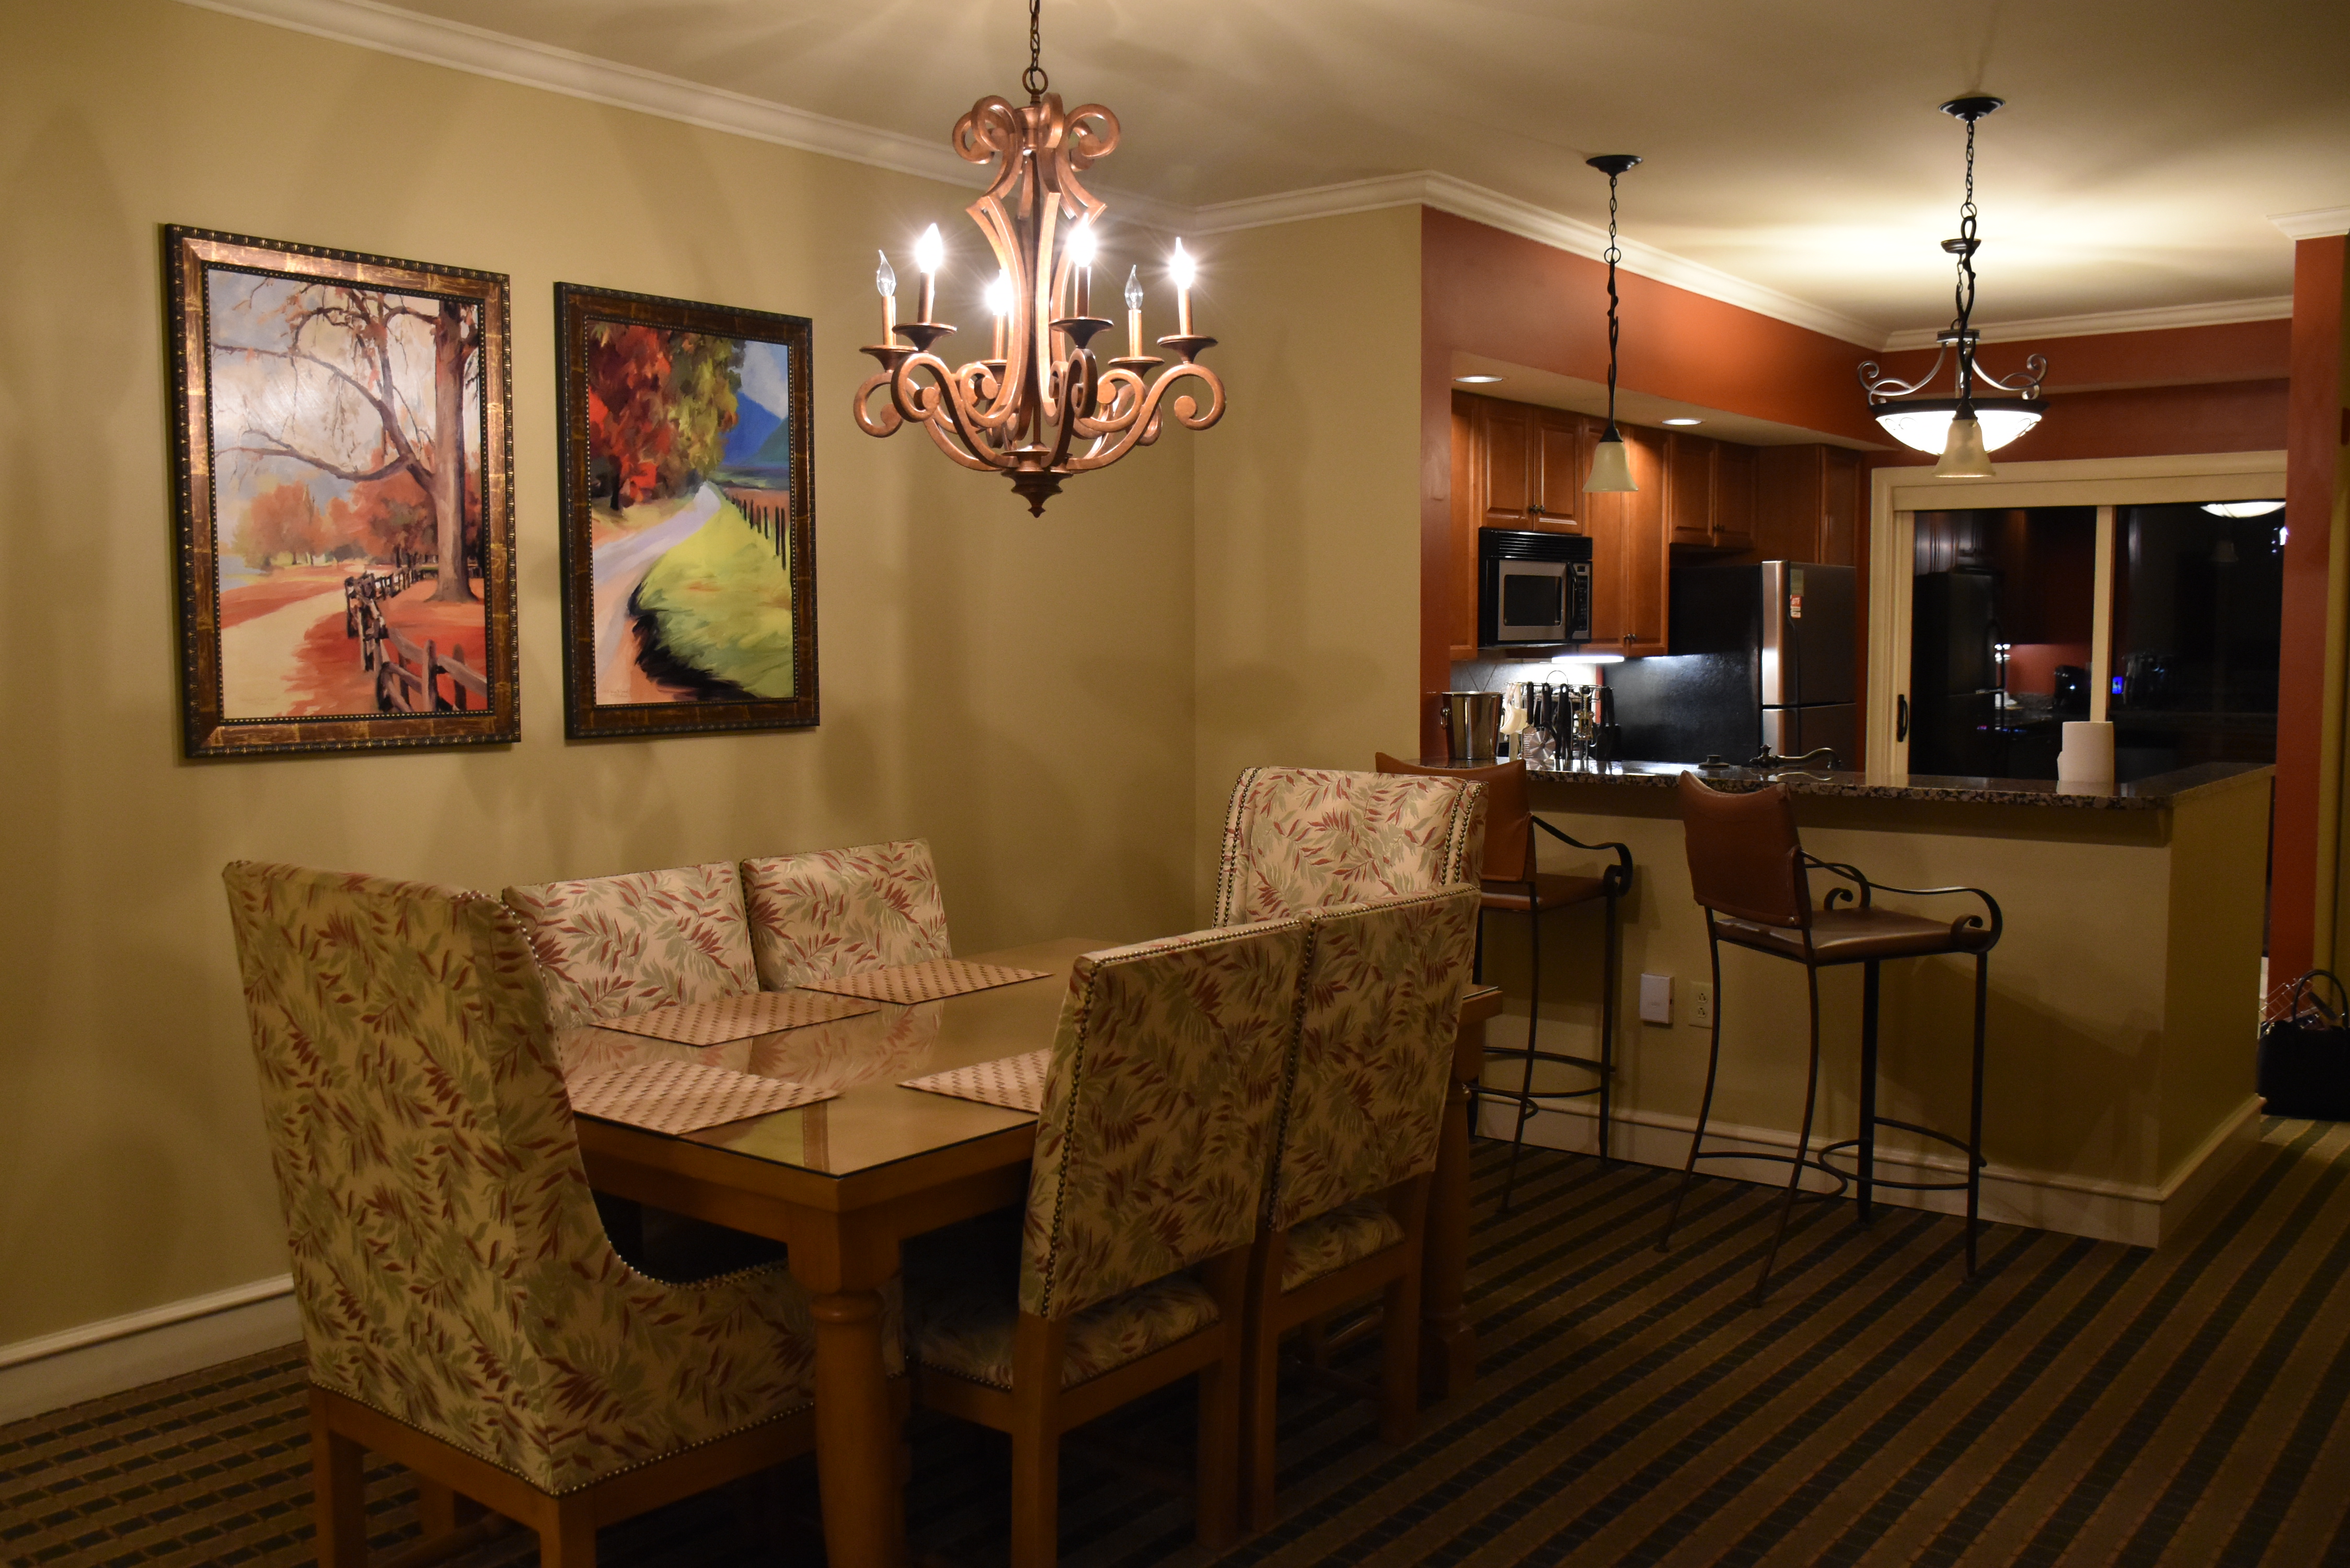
<box><xmin>1585</xmin><ymin>154</ymin><xmax>1643</xmax><ymax>493</ymax></box>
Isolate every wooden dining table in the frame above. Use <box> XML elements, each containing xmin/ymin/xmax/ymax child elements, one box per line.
<box><xmin>565</xmin><ymin>938</ymin><xmax>1501</xmax><ymax>1568</ymax></box>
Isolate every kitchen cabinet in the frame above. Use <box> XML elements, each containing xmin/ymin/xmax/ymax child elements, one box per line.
<box><xmin>1585</xmin><ymin>422</ymin><xmax>1669</xmax><ymax>654</ymax></box>
<box><xmin>1665</xmin><ymin>428</ymin><xmax>1761</xmax><ymax>552</ymax></box>
<box><xmin>1468</xmin><ymin>394</ymin><xmax>1588</xmax><ymax>531</ymax></box>
<box><xmin>1756</xmin><ymin>443</ymin><xmax>1865</xmax><ymax>566</ymax></box>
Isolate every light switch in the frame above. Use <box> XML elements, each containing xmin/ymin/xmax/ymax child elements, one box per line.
<box><xmin>1639</xmin><ymin>973</ymin><xmax>1673</xmax><ymax>1026</ymax></box>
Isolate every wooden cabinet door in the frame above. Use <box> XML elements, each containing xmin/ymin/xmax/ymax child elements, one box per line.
<box><xmin>1476</xmin><ymin>397</ymin><xmax>1538</xmax><ymax>527</ymax></box>
<box><xmin>1534</xmin><ymin>409</ymin><xmax>1589</xmax><ymax>529</ymax></box>
<box><xmin>1665</xmin><ymin>430</ymin><xmax>1716</xmax><ymax>545</ymax></box>
<box><xmin>1618</xmin><ymin>426</ymin><xmax>1670</xmax><ymax>652</ymax></box>
<box><xmin>1713</xmin><ymin>440</ymin><xmax>1757</xmax><ymax>550</ymax></box>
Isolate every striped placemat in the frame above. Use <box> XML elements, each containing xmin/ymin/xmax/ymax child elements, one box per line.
<box><xmin>901</xmin><ymin>1047</ymin><xmax>1051</xmax><ymax>1113</ymax></box>
<box><xmin>601</xmin><ymin>988</ymin><xmax>880</xmax><ymax>1046</ymax></box>
<box><xmin>566</xmin><ymin>1057</ymin><xmax>831</xmax><ymax>1134</ymax></box>
<box><xmin>799</xmin><ymin>958</ymin><xmax>1051</xmax><ymax>1006</ymax></box>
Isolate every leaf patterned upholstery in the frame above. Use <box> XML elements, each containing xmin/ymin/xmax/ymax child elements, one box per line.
<box><xmin>1280</xmin><ymin>1200</ymin><xmax>1407</xmax><ymax>1293</ymax></box>
<box><xmin>1023</xmin><ymin>920</ymin><xmax>1309</xmax><ymax>1321</ymax></box>
<box><xmin>1212</xmin><ymin>767</ymin><xmax>1488</xmax><ymax>927</ymax></box>
<box><xmin>500</xmin><ymin>862</ymin><xmax>758</xmax><ymax>1030</ymax></box>
<box><xmin>222</xmin><ymin>861</ymin><xmax>820</xmax><ymax>1495</ymax></box>
<box><xmin>739</xmin><ymin>838</ymin><xmax>951</xmax><ymax>990</ymax></box>
<box><xmin>913</xmin><ymin>1249</ymin><xmax>1222</xmax><ymax>1391</ymax></box>
<box><xmin>1268</xmin><ymin>885</ymin><xmax>1483</xmax><ymax>1234</ymax></box>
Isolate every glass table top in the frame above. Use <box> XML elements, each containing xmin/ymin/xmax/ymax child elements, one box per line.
<box><xmin>559</xmin><ymin>937</ymin><xmax>1093</xmax><ymax>1178</ymax></box>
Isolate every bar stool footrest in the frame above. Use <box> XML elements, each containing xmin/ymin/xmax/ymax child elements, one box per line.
<box><xmin>1814</xmin><ymin>1139</ymin><xmax>1978</xmax><ymax>1193</ymax></box>
<box><xmin>1480</xmin><ymin>1048</ymin><xmax>1607</xmax><ymax>1073</ymax></box>
<box><xmin>1689</xmin><ymin>1147</ymin><xmax>1852</xmax><ymax>1200</ymax></box>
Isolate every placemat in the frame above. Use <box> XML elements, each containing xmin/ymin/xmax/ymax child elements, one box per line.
<box><xmin>601</xmin><ymin>989</ymin><xmax>880</xmax><ymax>1046</ymax></box>
<box><xmin>798</xmin><ymin>958</ymin><xmax>1051</xmax><ymax>1006</ymax></box>
<box><xmin>566</xmin><ymin>1058</ymin><xmax>831</xmax><ymax>1135</ymax></box>
<box><xmin>901</xmin><ymin>1048</ymin><xmax>1051</xmax><ymax>1114</ymax></box>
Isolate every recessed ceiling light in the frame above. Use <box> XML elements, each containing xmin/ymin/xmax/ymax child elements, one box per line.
<box><xmin>1662</xmin><ymin>417</ymin><xmax>1703</xmax><ymax>426</ymax></box>
<box><xmin>1454</xmin><ymin>374</ymin><xmax>1504</xmax><ymax>384</ymax></box>
<box><xmin>2203</xmin><ymin>500</ymin><xmax>2284</xmax><ymax>518</ymax></box>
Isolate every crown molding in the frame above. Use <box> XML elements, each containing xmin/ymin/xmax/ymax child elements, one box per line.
<box><xmin>1879</xmin><ymin>295</ymin><xmax>2296</xmax><ymax>352</ymax></box>
<box><xmin>177</xmin><ymin>0</ymin><xmax>983</xmax><ymax>189</ymax></box>
<box><xmin>1186</xmin><ymin>172</ymin><xmax>1888</xmax><ymax>348</ymax></box>
<box><xmin>2271</xmin><ymin>206</ymin><xmax>2350</xmax><ymax>241</ymax></box>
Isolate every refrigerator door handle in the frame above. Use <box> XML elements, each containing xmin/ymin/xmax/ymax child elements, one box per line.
<box><xmin>1896</xmin><ymin>693</ymin><xmax>1910</xmax><ymax>743</ymax></box>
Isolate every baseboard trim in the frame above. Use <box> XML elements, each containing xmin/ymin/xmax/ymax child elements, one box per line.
<box><xmin>1482</xmin><ymin>1092</ymin><xmax>2267</xmax><ymax>1248</ymax></box>
<box><xmin>0</xmin><ymin>1277</ymin><xmax>299</xmax><ymax>1425</ymax></box>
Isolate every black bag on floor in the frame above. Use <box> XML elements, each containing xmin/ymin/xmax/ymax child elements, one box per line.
<box><xmin>2260</xmin><ymin>970</ymin><xmax>2350</xmax><ymax>1119</ymax></box>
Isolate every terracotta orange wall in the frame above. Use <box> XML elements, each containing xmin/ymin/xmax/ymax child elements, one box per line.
<box><xmin>1418</xmin><ymin>210</ymin><xmax>1890</xmax><ymax>748</ymax></box>
<box><xmin>2273</xmin><ymin>236</ymin><xmax>2348</xmax><ymax>988</ymax></box>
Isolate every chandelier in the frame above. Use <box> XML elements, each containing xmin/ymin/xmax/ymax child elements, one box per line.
<box><xmin>1857</xmin><ymin>96</ymin><xmax>2047</xmax><ymax>478</ymax></box>
<box><xmin>852</xmin><ymin>0</ymin><xmax>1225</xmax><ymax>515</ymax></box>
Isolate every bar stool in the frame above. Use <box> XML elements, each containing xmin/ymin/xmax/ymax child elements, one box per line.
<box><xmin>1376</xmin><ymin>754</ymin><xmax>1632</xmax><ymax>1207</ymax></box>
<box><xmin>1660</xmin><ymin>773</ymin><xmax>2001</xmax><ymax>1305</ymax></box>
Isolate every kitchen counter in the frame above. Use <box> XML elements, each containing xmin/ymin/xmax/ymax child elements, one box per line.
<box><xmin>1500</xmin><ymin>757</ymin><xmax>2267</xmax><ymax>812</ymax></box>
<box><xmin>1441</xmin><ymin>752</ymin><xmax>2274</xmax><ymax>1247</ymax></box>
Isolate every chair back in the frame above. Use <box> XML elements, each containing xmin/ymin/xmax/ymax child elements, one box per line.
<box><xmin>1021</xmin><ymin>919</ymin><xmax>1311</xmax><ymax>1320</ymax></box>
<box><xmin>1213</xmin><ymin>766</ymin><xmax>1487</xmax><ymax>927</ymax></box>
<box><xmin>222</xmin><ymin>861</ymin><xmax>814</xmax><ymax>1491</ymax></box>
<box><xmin>1677</xmin><ymin>774</ymin><xmax>1811</xmax><ymax>928</ymax></box>
<box><xmin>1375</xmin><ymin>753</ymin><xmax>1533</xmax><ymax>883</ymax></box>
<box><xmin>1268</xmin><ymin>885</ymin><xmax>1482</xmax><ymax>1232</ymax></box>
<box><xmin>739</xmin><ymin>838</ymin><xmax>951</xmax><ymax>990</ymax></box>
<box><xmin>500</xmin><ymin>861</ymin><xmax>759</xmax><ymax>1029</ymax></box>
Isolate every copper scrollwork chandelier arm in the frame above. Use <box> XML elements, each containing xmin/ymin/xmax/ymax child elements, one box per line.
<box><xmin>851</xmin><ymin>0</ymin><xmax>1225</xmax><ymax>514</ymax></box>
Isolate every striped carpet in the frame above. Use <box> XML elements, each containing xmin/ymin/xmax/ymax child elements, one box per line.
<box><xmin>7</xmin><ymin>1119</ymin><xmax>2350</xmax><ymax>1566</ymax></box>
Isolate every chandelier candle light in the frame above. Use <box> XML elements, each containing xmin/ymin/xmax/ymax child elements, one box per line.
<box><xmin>1585</xmin><ymin>154</ymin><xmax>1642</xmax><ymax>494</ymax></box>
<box><xmin>853</xmin><ymin>0</ymin><xmax>1225</xmax><ymax>514</ymax></box>
<box><xmin>1858</xmin><ymin>96</ymin><xmax>2048</xmax><ymax>478</ymax></box>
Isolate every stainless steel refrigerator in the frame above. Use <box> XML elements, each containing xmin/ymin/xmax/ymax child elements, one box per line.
<box><xmin>1607</xmin><ymin>562</ymin><xmax>1858</xmax><ymax>767</ymax></box>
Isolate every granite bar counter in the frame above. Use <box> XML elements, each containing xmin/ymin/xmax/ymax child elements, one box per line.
<box><xmin>1451</xmin><ymin>755</ymin><xmax>2274</xmax><ymax>1246</ymax></box>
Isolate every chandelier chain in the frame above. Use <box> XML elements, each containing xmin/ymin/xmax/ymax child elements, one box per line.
<box><xmin>1022</xmin><ymin>0</ymin><xmax>1048</xmax><ymax>101</ymax></box>
<box><xmin>1951</xmin><ymin>115</ymin><xmax>1979</xmax><ymax>397</ymax></box>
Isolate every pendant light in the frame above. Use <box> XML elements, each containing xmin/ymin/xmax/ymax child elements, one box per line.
<box><xmin>1585</xmin><ymin>154</ymin><xmax>1642</xmax><ymax>493</ymax></box>
<box><xmin>1857</xmin><ymin>97</ymin><xmax>2048</xmax><ymax>477</ymax></box>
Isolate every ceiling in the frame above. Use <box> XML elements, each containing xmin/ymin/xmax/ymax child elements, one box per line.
<box><xmin>225</xmin><ymin>0</ymin><xmax>2349</xmax><ymax>340</ymax></box>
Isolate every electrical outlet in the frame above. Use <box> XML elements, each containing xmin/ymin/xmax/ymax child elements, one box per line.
<box><xmin>1690</xmin><ymin>981</ymin><xmax>1714</xmax><ymax>1028</ymax></box>
<box><xmin>1639</xmin><ymin>973</ymin><xmax>1673</xmax><ymax>1026</ymax></box>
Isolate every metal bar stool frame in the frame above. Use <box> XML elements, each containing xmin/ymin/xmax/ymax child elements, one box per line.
<box><xmin>1658</xmin><ymin>774</ymin><xmax>2001</xmax><ymax>1306</ymax></box>
<box><xmin>1375</xmin><ymin>754</ymin><xmax>1633</xmax><ymax>1210</ymax></box>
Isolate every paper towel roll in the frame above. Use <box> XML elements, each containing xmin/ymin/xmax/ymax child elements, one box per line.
<box><xmin>2057</xmin><ymin>720</ymin><xmax>2115</xmax><ymax>783</ymax></box>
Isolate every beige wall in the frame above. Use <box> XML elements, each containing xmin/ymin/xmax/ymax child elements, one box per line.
<box><xmin>0</xmin><ymin>2</ymin><xmax>1209</xmax><ymax>1342</ymax></box>
<box><xmin>1189</xmin><ymin>207</ymin><xmax>1426</xmax><ymax>914</ymax></box>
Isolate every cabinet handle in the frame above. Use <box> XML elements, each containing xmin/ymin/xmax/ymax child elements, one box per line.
<box><xmin>1896</xmin><ymin>693</ymin><xmax>1910</xmax><ymax>743</ymax></box>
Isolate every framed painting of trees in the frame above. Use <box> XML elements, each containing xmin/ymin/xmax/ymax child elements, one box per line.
<box><xmin>165</xmin><ymin>227</ymin><xmax>516</xmax><ymax>757</ymax></box>
<box><xmin>554</xmin><ymin>284</ymin><xmax>817</xmax><ymax>740</ymax></box>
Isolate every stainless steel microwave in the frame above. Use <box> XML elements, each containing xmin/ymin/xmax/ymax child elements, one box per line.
<box><xmin>1479</xmin><ymin>528</ymin><xmax>1593</xmax><ymax>648</ymax></box>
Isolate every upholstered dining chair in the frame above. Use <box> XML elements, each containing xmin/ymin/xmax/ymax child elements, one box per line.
<box><xmin>500</xmin><ymin>860</ymin><xmax>760</xmax><ymax>1029</ymax></box>
<box><xmin>222</xmin><ymin>861</ymin><xmax>832</xmax><ymax>1567</ymax></box>
<box><xmin>1242</xmin><ymin>884</ymin><xmax>1481</xmax><ymax>1529</ymax></box>
<box><xmin>1212</xmin><ymin>765</ymin><xmax>1487</xmax><ymax>926</ymax></box>
<box><xmin>1376</xmin><ymin>754</ymin><xmax>1634</xmax><ymax>1207</ymax></box>
<box><xmin>905</xmin><ymin>918</ymin><xmax>1312</xmax><ymax>1568</ymax></box>
<box><xmin>738</xmin><ymin>837</ymin><xmax>951</xmax><ymax>989</ymax></box>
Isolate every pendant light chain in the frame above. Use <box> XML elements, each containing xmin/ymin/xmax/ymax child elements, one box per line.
<box><xmin>1022</xmin><ymin>0</ymin><xmax>1048</xmax><ymax>102</ymax></box>
<box><xmin>1951</xmin><ymin>114</ymin><xmax>1980</xmax><ymax>399</ymax></box>
<box><xmin>1603</xmin><ymin>170</ymin><xmax>1623</xmax><ymax>432</ymax></box>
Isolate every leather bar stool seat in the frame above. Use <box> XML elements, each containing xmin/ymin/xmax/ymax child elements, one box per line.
<box><xmin>1478</xmin><ymin>872</ymin><xmax>1611</xmax><ymax>916</ymax></box>
<box><xmin>1714</xmin><ymin>906</ymin><xmax>1998</xmax><ymax>965</ymax></box>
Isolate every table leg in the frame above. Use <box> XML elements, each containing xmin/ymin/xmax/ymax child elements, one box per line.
<box><xmin>809</xmin><ymin>1288</ymin><xmax>905</xmax><ymax>1568</ymax></box>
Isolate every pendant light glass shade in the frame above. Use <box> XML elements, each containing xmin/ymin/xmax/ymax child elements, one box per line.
<box><xmin>1933</xmin><ymin>414</ymin><xmax>1995</xmax><ymax>479</ymax></box>
<box><xmin>1585</xmin><ymin>428</ymin><xmax>1637</xmax><ymax>492</ymax></box>
<box><xmin>1875</xmin><ymin>400</ymin><xmax>2041</xmax><ymax>456</ymax></box>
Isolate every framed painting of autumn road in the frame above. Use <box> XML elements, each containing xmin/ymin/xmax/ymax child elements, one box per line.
<box><xmin>166</xmin><ymin>227</ymin><xmax>516</xmax><ymax>757</ymax></box>
<box><xmin>555</xmin><ymin>284</ymin><xmax>817</xmax><ymax>740</ymax></box>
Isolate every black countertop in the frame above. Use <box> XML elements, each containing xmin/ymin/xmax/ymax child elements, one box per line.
<box><xmin>1498</xmin><ymin>758</ymin><xmax>2274</xmax><ymax>811</ymax></box>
